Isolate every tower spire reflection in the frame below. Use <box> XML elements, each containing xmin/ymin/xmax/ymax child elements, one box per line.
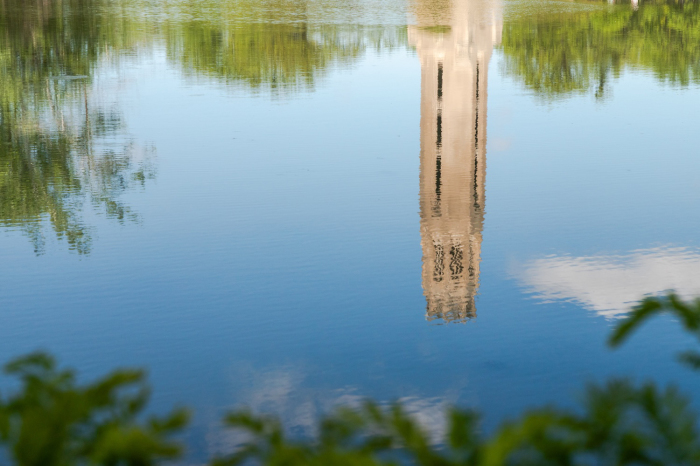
<box><xmin>409</xmin><ymin>0</ymin><xmax>502</xmax><ymax>322</ymax></box>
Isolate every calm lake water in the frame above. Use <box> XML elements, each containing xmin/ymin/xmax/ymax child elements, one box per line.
<box><xmin>2</xmin><ymin>0</ymin><xmax>700</xmax><ymax>459</ymax></box>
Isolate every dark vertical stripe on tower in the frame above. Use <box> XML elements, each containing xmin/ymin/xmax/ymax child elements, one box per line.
<box><xmin>436</xmin><ymin>62</ymin><xmax>444</xmax><ymax>204</ymax></box>
<box><xmin>436</xmin><ymin>112</ymin><xmax>442</xmax><ymax>201</ymax></box>
<box><xmin>473</xmin><ymin>62</ymin><xmax>480</xmax><ymax>210</ymax></box>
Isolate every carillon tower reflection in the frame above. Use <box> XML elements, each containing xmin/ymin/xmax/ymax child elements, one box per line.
<box><xmin>409</xmin><ymin>0</ymin><xmax>502</xmax><ymax>322</ymax></box>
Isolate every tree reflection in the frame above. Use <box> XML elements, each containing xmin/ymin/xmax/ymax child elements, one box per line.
<box><xmin>0</xmin><ymin>0</ymin><xmax>409</xmax><ymax>254</ymax></box>
<box><xmin>0</xmin><ymin>0</ymin><xmax>153</xmax><ymax>254</ymax></box>
<box><xmin>153</xmin><ymin>0</ymin><xmax>408</xmax><ymax>92</ymax></box>
<box><xmin>165</xmin><ymin>21</ymin><xmax>407</xmax><ymax>93</ymax></box>
<box><xmin>500</xmin><ymin>0</ymin><xmax>700</xmax><ymax>98</ymax></box>
<box><xmin>6</xmin><ymin>0</ymin><xmax>699</xmax><ymax>255</ymax></box>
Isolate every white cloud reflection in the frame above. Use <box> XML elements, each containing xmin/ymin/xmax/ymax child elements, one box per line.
<box><xmin>203</xmin><ymin>366</ymin><xmax>455</xmax><ymax>457</ymax></box>
<box><xmin>516</xmin><ymin>246</ymin><xmax>700</xmax><ymax>318</ymax></box>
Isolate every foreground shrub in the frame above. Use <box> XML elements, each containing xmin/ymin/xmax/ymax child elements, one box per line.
<box><xmin>0</xmin><ymin>353</ymin><xmax>188</xmax><ymax>466</ymax></box>
<box><xmin>212</xmin><ymin>379</ymin><xmax>700</xmax><ymax>465</ymax></box>
<box><xmin>2</xmin><ymin>293</ymin><xmax>699</xmax><ymax>465</ymax></box>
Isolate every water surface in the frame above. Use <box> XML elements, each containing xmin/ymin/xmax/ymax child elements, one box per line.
<box><xmin>1</xmin><ymin>0</ymin><xmax>700</xmax><ymax>459</ymax></box>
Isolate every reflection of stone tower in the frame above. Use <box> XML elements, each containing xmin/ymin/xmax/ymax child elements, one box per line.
<box><xmin>409</xmin><ymin>0</ymin><xmax>502</xmax><ymax>322</ymax></box>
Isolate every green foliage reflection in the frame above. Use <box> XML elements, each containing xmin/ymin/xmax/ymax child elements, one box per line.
<box><xmin>0</xmin><ymin>0</ymin><xmax>152</xmax><ymax>254</ymax></box>
<box><xmin>153</xmin><ymin>0</ymin><xmax>409</xmax><ymax>90</ymax></box>
<box><xmin>0</xmin><ymin>0</ymin><xmax>409</xmax><ymax>253</ymax></box>
<box><xmin>500</xmin><ymin>0</ymin><xmax>700</xmax><ymax>98</ymax></box>
<box><xmin>165</xmin><ymin>21</ymin><xmax>407</xmax><ymax>92</ymax></box>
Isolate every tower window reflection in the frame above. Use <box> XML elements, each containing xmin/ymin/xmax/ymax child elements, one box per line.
<box><xmin>450</xmin><ymin>245</ymin><xmax>464</xmax><ymax>279</ymax></box>
<box><xmin>434</xmin><ymin>243</ymin><xmax>445</xmax><ymax>282</ymax></box>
